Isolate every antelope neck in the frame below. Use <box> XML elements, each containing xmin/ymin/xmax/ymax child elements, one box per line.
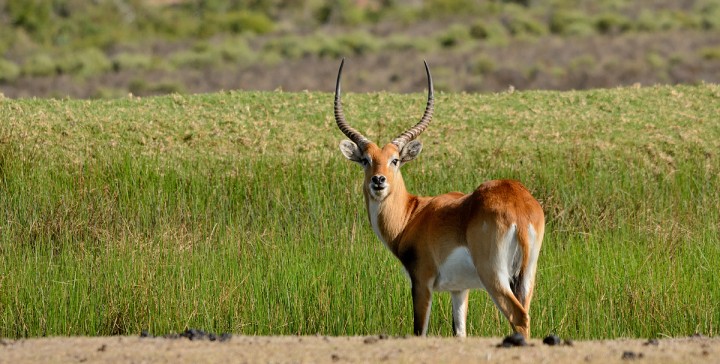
<box><xmin>365</xmin><ymin>176</ymin><xmax>420</xmax><ymax>254</ymax></box>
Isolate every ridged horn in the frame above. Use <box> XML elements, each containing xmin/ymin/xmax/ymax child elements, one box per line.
<box><xmin>391</xmin><ymin>60</ymin><xmax>434</xmax><ymax>150</ymax></box>
<box><xmin>334</xmin><ymin>58</ymin><xmax>371</xmax><ymax>150</ymax></box>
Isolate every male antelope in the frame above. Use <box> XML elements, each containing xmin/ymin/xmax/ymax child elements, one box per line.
<box><xmin>334</xmin><ymin>59</ymin><xmax>545</xmax><ymax>339</ymax></box>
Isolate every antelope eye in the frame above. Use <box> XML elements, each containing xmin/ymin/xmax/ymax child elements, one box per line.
<box><xmin>391</xmin><ymin>159</ymin><xmax>400</xmax><ymax>166</ymax></box>
<box><xmin>361</xmin><ymin>158</ymin><xmax>370</xmax><ymax>166</ymax></box>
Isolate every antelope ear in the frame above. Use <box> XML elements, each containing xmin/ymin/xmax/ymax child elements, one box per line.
<box><xmin>400</xmin><ymin>140</ymin><xmax>422</xmax><ymax>163</ymax></box>
<box><xmin>339</xmin><ymin>140</ymin><xmax>364</xmax><ymax>164</ymax></box>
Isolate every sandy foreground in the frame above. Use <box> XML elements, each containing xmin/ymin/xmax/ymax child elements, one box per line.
<box><xmin>1</xmin><ymin>335</ymin><xmax>718</xmax><ymax>364</ymax></box>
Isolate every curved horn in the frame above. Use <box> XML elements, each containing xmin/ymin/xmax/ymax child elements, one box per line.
<box><xmin>392</xmin><ymin>60</ymin><xmax>434</xmax><ymax>149</ymax></box>
<box><xmin>334</xmin><ymin>58</ymin><xmax>371</xmax><ymax>150</ymax></box>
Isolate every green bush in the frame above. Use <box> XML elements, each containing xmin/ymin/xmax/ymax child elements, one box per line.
<box><xmin>635</xmin><ymin>10</ymin><xmax>658</xmax><ymax>32</ymax></box>
<box><xmin>316</xmin><ymin>37</ymin><xmax>348</xmax><ymax>59</ymax></box>
<box><xmin>646</xmin><ymin>52</ymin><xmax>667</xmax><ymax>70</ymax></box>
<box><xmin>213</xmin><ymin>10</ymin><xmax>275</xmax><ymax>34</ymax></box>
<box><xmin>213</xmin><ymin>38</ymin><xmax>256</xmax><ymax>64</ymax></box>
<box><xmin>636</xmin><ymin>10</ymin><xmax>684</xmax><ymax>32</ymax></box>
<box><xmin>502</xmin><ymin>5</ymin><xmax>547</xmax><ymax>37</ymax></box>
<box><xmin>594</xmin><ymin>13</ymin><xmax>632</xmax><ymax>34</ymax></box>
<box><xmin>22</xmin><ymin>53</ymin><xmax>56</xmax><ymax>77</ymax></box>
<box><xmin>56</xmin><ymin>48</ymin><xmax>112</xmax><ymax>77</ymax></box>
<box><xmin>699</xmin><ymin>3</ymin><xmax>720</xmax><ymax>30</ymax></box>
<box><xmin>264</xmin><ymin>36</ymin><xmax>317</xmax><ymax>59</ymax></box>
<box><xmin>0</xmin><ymin>58</ymin><xmax>21</xmax><ymax>82</ymax></box>
<box><xmin>437</xmin><ymin>24</ymin><xmax>472</xmax><ymax>48</ymax></box>
<box><xmin>422</xmin><ymin>0</ymin><xmax>478</xmax><ymax>17</ymax></box>
<box><xmin>470</xmin><ymin>55</ymin><xmax>496</xmax><ymax>75</ymax></box>
<box><xmin>169</xmin><ymin>49</ymin><xmax>222</xmax><ymax>69</ymax></box>
<box><xmin>384</xmin><ymin>35</ymin><xmax>432</xmax><ymax>52</ymax></box>
<box><xmin>313</xmin><ymin>1</ymin><xmax>370</xmax><ymax>26</ymax></box>
<box><xmin>699</xmin><ymin>47</ymin><xmax>720</xmax><ymax>60</ymax></box>
<box><xmin>569</xmin><ymin>54</ymin><xmax>596</xmax><ymax>73</ymax></box>
<box><xmin>469</xmin><ymin>20</ymin><xmax>503</xmax><ymax>39</ymax></box>
<box><xmin>339</xmin><ymin>4</ymin><xmax>368</xmax><ymax>26</ymax></box>
<box><xmin>112</xmin><ymin>53</ymin><xmax>154</xmax><ymax>72</ymax></box>
<box><xmin>668</xmin><ymin>10</ymin><xmax>702</xmax><ymax>30</ymax></box>
<box><xmin>549</xmin><ymin>10</ymin><xmax>595</xmax><ymax>36</ymax></box>
<box><xmin>5</xmin><ymin>0</ymin><xmax>51</xmax><ymax>36</ymax></box>
<box><xmin>654</xmin><ymin>10</ymin><xmax>685</xmax><ymax>31</ymax></box>
<box><xmin>337</xmin><ymin>31</ymin><xmax>380</xmax><ymax>55</ymax></box>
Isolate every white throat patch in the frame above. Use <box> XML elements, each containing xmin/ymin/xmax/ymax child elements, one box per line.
<box><xmin>368</xmin><ymin>199</ymin><xmax>390</xmax><ymax>251</ymax></box>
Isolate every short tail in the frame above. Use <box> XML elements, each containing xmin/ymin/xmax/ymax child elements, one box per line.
<box><xmin>510</xmin><ymin>223</ymin><xmax>532</xmax><ymax>304</ymax></box>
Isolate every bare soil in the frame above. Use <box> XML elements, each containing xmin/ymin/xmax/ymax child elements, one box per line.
<box><xmin>1</xmin><ymin>335</ymin><xmax>717</xmax><ymax>364</ymax></box>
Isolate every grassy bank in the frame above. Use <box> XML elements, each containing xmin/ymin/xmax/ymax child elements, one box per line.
<box><xmin>1</xmin><ymin>84</ymin><xmax>719</xmax><ymax>338</ymax></box>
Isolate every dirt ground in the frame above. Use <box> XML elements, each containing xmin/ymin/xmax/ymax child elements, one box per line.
<box><xmin>1</xmin><ymin>335</ymin><xmax>717</xmax><ymax>364</ymax></box>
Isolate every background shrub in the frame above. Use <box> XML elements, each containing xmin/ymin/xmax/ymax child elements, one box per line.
<box><xmin>699</xmin><ymin>47</ymin><xmax>720</xmax><ymax>60</ymax></box>
<box><xmin>56</xmin><ymin>48</ymin><xmax>112</xmax><ymax>77</ymax></box>
<box><xmin>437</xmin><ymin>24</ymin><xmax>472</xmax><ymax>48</ymax></box>
<box><xmin>210</xmin><ymin>10</ymin><xmax>275</xmax><ymax>34</ymax></box>
<box><xmin>112</xmin><ymin>53</ymin><xmax>154</xmax><ymax>72</ymax></box>
<box><xmin>337</xmin><ymin>31</ymin><xmax>381</xmax><ymax>55</ymax></box>
<box><xmin>170</xmin><ymin>49</ymin><xmax>222</xmax><ymax>69</ymax></box>
<box><xmin>22</xmin><ymin>53</ymin><xmax>56</xmax><ymax>77</ymax></box>
<box><xmin>0</xmin><ymin>58</ymin><xmax>21</xmax><ymax>82</ymax></box>
<box><xmin>549</xmin><ymin>10</ymin><xmax>595</xmax><ymax>36</ymax></box>
<box><xmin>594</xmin><ymin>13</ymin><xmax>632</xmax><ymax>34</ymax></box>
<box><xmin>213</xmin><ymin>37</ymin><xmax>256</xmax><ymax>64</ymax></box>
<box><xmin>501</xmin><ymin>5</ymin><xmax>547</xmax><ymax>37</ymax></box>
<box><xmin>471</xmin><ymin>55</ymin><xmax>496</xmax><ymax>75</ymax></box>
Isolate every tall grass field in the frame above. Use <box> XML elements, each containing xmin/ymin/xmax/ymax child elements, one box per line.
<box><xmin>1</xmin><ymin>84</ymin><xmax>718</xmax><ymax>339</ymax></box>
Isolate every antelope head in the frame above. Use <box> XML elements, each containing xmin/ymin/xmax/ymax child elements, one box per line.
<box><xmin>335</xmin><ymin>59</ymin><xmax>434</xmax><ymax>202</ymax></box>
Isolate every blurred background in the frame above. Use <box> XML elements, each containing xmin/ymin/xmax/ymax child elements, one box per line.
<box><xmin>0</xmin><ymin>0</ymin><xmax>719</xmax><ymax>98</ymax></box>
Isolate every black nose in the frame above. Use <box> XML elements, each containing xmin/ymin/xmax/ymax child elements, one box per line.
<box><xmin>372</xmin><ymin>175</ymin><xmax>386</xmax><ymax>184</ymax></box>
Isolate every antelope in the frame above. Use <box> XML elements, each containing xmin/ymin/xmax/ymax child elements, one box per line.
<box><xmin>334</xmin><ymin>59</ymin><xmax>545</xmax><ymax>339</ymax></box>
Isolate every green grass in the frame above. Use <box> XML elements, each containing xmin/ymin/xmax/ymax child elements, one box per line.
<box><xmin>1</xmin><ymin>84</ymin><xmax>719</xmax><ymax>339</ymax></box>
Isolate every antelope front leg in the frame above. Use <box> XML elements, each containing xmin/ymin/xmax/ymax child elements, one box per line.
<box><xmin>451</xmin><ymin>290</ymin><xmax>469</xmax><ymax>337</ymax></box>
<box><xmin>411</xmin><ymin>279</ymin><xmax>433</xmax><ymax>336</ymax></box>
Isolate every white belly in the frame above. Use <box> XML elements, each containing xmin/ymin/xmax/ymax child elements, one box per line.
<box><xmin>433</xmin><ymin>247</ymin><xmax>485</xmax><ymax>292</ymax></box>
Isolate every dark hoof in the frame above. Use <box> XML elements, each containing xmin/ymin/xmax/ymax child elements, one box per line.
<box><xmin>543</xmin><ymin>334</ymin><xmax>561</xmax><ymax>346</ymax></box>
<box><xmin>499</xmin><ymin>332</ymin><xmax>527</xmax><ymax>347</ymax></box>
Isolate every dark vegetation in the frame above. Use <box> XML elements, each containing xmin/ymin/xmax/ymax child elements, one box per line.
<box><xmin>1</xmin><ymin>0</ymin><xmax>719</xmax><ymax>97</ymax></box>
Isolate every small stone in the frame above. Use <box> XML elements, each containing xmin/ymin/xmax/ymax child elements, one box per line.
<box><xmin>331</xmin><ymin>353</ymin><xmax>340</xmax><ymax>361</ymax></box>
<box><xmin>643</xmin><ymin>338</ymin><xmax>659</xmax><ymax>346</ymax></box>
<box><xmin>364</xmin><ymin>337</ymin><xmax>379</xmax><ymax>344</ymax></box>
<box><xmin>621</xmin><ymin>351</ymin><xmax>644</xmax><ymax>360</ymax></box>
<box><xmin>543</xmin><ymin>334</ymin><xmax>561</xmax><ymax>346</ymax></box>
<box><xmin>564</xmin><ymin>339</ymin><xmax>574</xmax><ymax>346</ymax></box>
<box><xmin>379</xmin><ymin>334</ymin><xmax>389</xmax><ymax>340</ymax></box>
